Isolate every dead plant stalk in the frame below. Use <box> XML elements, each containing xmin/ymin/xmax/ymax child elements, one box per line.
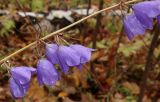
<box><xmin>0</xmin><ymin>0</ymin><xmax>140</xmax><ymax>64</ymax></box>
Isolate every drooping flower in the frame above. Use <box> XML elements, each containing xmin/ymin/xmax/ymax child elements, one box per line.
<box><xmin>133</xmin><ymin>1</ymin><xmax>160</xmax><ymax>18</ymax></box>
<box><xmin>9</xmin><ymin>67</ymin><xmax>36</xmax><ymax>98</ymax></box>
<box><xmin>158</xmin><ymin>15</ymin><xmax>160</xmax><ymax>26</ymax></box>
<box><xmin>45</xmin><ymin>44</ymin><xmax>81</xmax><ymax>73</ymax></box>
<box><xmin>123</xmin><ymin>13</ymin><xmax>146</xmax><ymax>40</ymax></box>
<box><xmin>37</xmin><ymin>59</ymin><xmax>59</xmax><ymax>86</ymax></box>
<box><xmin>134</xmin><ymin>10</ymin><xmax>153</xmax><ymax>29</ymax></box>
<box><xmin>69</xmin><ymin>44</ymin><xmax>95</xmax><ymax>69</ymax></box>
<box><xmin>132</xmin><ymin>1</ymin><xmax>160</xmax><ymax>29</ymax></box>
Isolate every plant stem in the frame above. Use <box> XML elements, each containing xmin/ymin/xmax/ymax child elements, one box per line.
<box><xmin>0</xmin><ymin>0</ymin><xmax>140</xmax><ymax>65</ymax></box>
<box><xmin>137</xmin><ymin>25</ymin><xmax>160</xmax><ymax>102</ymax></box>
<box><xmin>92</xmin><ymin>0</ymin><xmax>103</xmax><ymax>49</ymax></box>
<box><xmin>22</xmin><ymin>98</ymin><xmax>24</xmax><ymax>102</ymax></box>
<box><xmin>87</xmin><ymin>0</ymin><xmax>91</xmax><ymax>16</ymax></box>
<box><xmin>91</xmin><ymin>0</ymin><xmax>104</xmax><ymax>72</ymax></box>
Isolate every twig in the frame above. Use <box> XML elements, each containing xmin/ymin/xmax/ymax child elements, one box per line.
<box><xmin>91</xmin><ymin>0</ymin><xmax>104</xmax><ymax>72</ymax></box>
<box><xmin>137</xmin><ymin>25</ymin><xmax>160</xmax><ymax>102</ymax></box>
<box><xmin>0</xmin><ymin>0</ymin><xmax>140</xmax><ymax>65</ymax></box>
<box><xmin>87</xmin><ymin>0</ymin><xmax>91</xmax><ymax>16</ymax></box>
<box><xmin>92</xmin><ymin>0</ymin><xmax>103</xmax><ymax>49</ymax></box>
<box><xmin>105</xmin><ymin>27</ymin><xmax>124</xmax><ymax>102</ymax></box>
<box><xmin>83</xmin><ymin>65</ymin><xmax>104</xmax><ymax>91</ymax></box>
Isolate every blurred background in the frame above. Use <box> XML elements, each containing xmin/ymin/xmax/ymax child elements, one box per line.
<box><xmin>0</xmin><ymin>0</ymin><xmax>160</xmax><ymax>102</ymax></box>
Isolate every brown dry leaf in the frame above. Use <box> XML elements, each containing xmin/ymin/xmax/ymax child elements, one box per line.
<box><xmin>91</xmin><ymin>50</ymin><xmax>105</xmax><ymax>61</ymax></box>
<box><xmin>27</xmin><ymin>78</ymin><xmax>47</xmax><ymax>100</ymax></box>
<box><xmin>0</xmin><ymin>87</ymin><xmax>5</xmax><ymax>100</ymax></box>
<box><xmin>98</xmin><ymin>55</ymin><xmax>108</xmax><ymax>62</ymax></box>
<box><xmin>111</xmin><ymin>98</ymin><xmax>125</xmax><ymax>102</ymax></box>
<box><xmin>72</xmin><ymin>69</ymin><xmax>81</xmax><ymax>87</ymax></box>
<box><xmin>81</xmin><ymin>92</ymin><xmax>97</xmax><ymax>102</ymax></box>
<box><xmin>58</xmin><ymin>91</ymin><xmax>68</xmax><ymax>98</ymax></box>
<box><xmin>105</xmin><ymin>0</ymin><xmax>112</xmax><ymax>3</ymax></box>
<box><xmin>63</xmin><ymin>97</ymin><xmax>75</xmax><ymax>102</ymax></box>
<box><xmin>111</xmin><ymin>93</ymin><xmax>125</xmax><ymax>102</ymax></box>
<box><xmin>79</xmin><ymin>68</ymin><xmax>89</xmax><ymax>89</ymax></box>
<box><xmin>122</xmin><ymin>81</ymin><xmax>140</xmax><ymax>95</ymax></box>
<box><xmin>157</xmin><ymin>99</ymin><xmax>160</xmax><ymax>102</ymax></box>
<box><xmin>142</xmin><ymin>95</ymin><xmax>151</xmax><ymax>102</ymax></box>
<box><xmin>107</xmin><ymin>46</ymin><xmax>117</xmax><ymax>69</ymax></box>
<box><xmin>106</xmin><ymin>77</ymin><xmax>115</xmax><ymax>87</ymax></box>
<box><xmin>95</xmin><ymin>64</ymin><xmax>106</xmax><ymax>74</ymax></box>
<box><xmin>64</xmin><ymin>86</ymin><xmax>76</xmax><ymax>94</ymax></box>
<box><xmin>81</xmin><ymin>78</ymin><xmax>89</xmax><ymax>89</ymax></box>
<box><xmin>114</xmin><ymin>93</ymin><xmax>124</xmax><ymax>99</ymax></box>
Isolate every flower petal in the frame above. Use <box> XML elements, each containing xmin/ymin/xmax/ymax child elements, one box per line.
<box><xmin>9</xmin><ymin>77</ymin><xmax>25</xmax><ymax>98</ymax></box>
<box><xmin>76</xmin><ymin>64</ymin><xmax>83</xmax><ymax>70</ymax></box>
<box><xmin>58</xmin><ymin>45</ymin><xmax>81</xmax><ymax>66</ymax></box>
<box><xmin>11</xmin><ymin>67</ymin><xmax>36</xmax><ymax>85</ymax></box>
<box><xmin>123</xmin><ymin>13</ymin><xmax>146</xmax><ymax>40</ymax></box>
<box><xmin>59</xmin><ymin>60</ymin><xmax>70</xmax><ymax>73</ymax></box>
<box><xmin>158</xmin><ymin>15</ymin><xmax>160</xmax><ymax>26</ymax></box>
<box><xmin>37</xmin><ymin>59</ymin><xmax>59</xmax><ymax>86</ymax></box>
<box><xmin>132</xmin><ymin>1</ymin><xmax>160</xmax><ymax>29</ymax></box>
<box><xmin>133</xmin><ymin>9</ymin><xmax>153</xmax><ymax>29</ymax></box>
<box><xmin>70</xmin><ymin>44</ymin><xmax>95</xmax><ymax>63</ymax></box>
<box><xmin>133</xmin><ymin>1</ymin><xmax>160</xmax><ymax>18</ymax></box>
<box><xmin>45</xmin><ymin>44</ymin><xmax>59</xmax><ymax>64</ymax></box>
<box><xmin>123</xmin><ymin>20</ymin><xmax>134</xmax><ymax>40</ymax></box>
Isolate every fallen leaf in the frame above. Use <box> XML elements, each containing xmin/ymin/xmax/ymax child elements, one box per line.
<box><xmin>122</xmin><ymin>81</ymin><xmax>140</xmax><ymax>95</ymax></box>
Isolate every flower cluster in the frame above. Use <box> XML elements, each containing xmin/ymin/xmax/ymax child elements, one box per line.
<box><xmin>9</xmin><ymin>44</ymin><xmax>94</xmax><ymax>98</ymax></box>
<box><xmin>9</xmin><ymin>0</ymin><xmax>160</xmax><ymax>99</ymax></box>
<box><xmin>123</xmin><ymin>0</ymin><xmax>160</xmax><ymax>40</ymax></box>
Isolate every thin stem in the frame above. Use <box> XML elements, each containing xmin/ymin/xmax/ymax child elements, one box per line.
<box><xmin>92</xmin><ymin>0</ymin><xmax>103</xmax><ymax>49</ymax></box>
<box><xmin>0</xmin><ymin>0</ymin><xmax>140</xmax><ymax>65</ymax></box>
<box><xmin>87</xmin><ymin>0</ymin><xmax>91</xmax><ymax>16</ymax></box>
<box><xmin>137</xmin><ymin>25</ymin><xmax>160</xmax><ymax>102</ymax></box>
<box><xmin>21</xmin><ymin>97</ymin><xmax>24</xmax><ymax>102</ymax></box>
<box><xmin>91</xmin><ymin>0</ymin><xmax>104</xmax><ymax>73</ymax></box>
<box><xmin>83</xmin><ymin>64</ymin><xmax>104</xmax><ymax>91</ymax></box>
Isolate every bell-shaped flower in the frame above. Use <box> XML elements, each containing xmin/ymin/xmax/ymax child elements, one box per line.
<box><xmin>69</xmin><ymin>44</ymin><xmax>95</xmax><ymax>69</ymax></box>
<box><xmin>9</xmin><ymin>67</ymin><xmax>36</xmax><ymax>98</ymax></box>
<box><xmin>37</xmin><ymin>59</ymin><xmax>59</xmax><ymax>86</ymax></box>
<box><xmin>158</xmin><ymin>15</ymin><xmax>160</xmax><ymax>26</ymax></box>
<box><xmin>45</xmin><ymin>44</ymin><xmax>81</xmax><ymax>73</ymax></box>
<box><xmin>132</xmin><ymin>1</ymin><xmax>160</xmax><ymax>29</ymax></box>
<box><xmin>133</xmin><ymin>1</ymin><xmax>160</xmax><ymax>18</ymax></box>
<box><xmin>123</xmin><ymin>13</ymin><xmax>146</xmax><ymax>40</ymax></box>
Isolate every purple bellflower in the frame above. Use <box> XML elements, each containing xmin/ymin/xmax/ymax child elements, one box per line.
<box><xmin>37</xmin><ymin>59</ymin><xmax>59</xmax><ymax>86</ymax></box>
<box><xmin>158</xmin><ymin>15</ymin><xmax>160</xmax><ymax>26</ymax></box>
<box><xmin>69</xmin><ymin>44</ymin><xmax>95</xmax><ymax>69</ymax></box>
<box><xmin>45</xmin><ymin>44</ymin><xmax>81</xmax><ymax>73</ymax></box>
<box><xmin>133</xmin><ymin>1</ymin><xmax>160</xmax><ymax>18</ymax></box>
<box><xmin>132</xmin><ymin>1</ymin><xmax>160</xmax><ymax>29</ymax></box>
<box><xmin>123</xmin><ymin>13</ymin><xmax>146</xmax><ymax>40</ymax></box>
<box><xmin>9</xmin><ymin>67</ymin><xmax>36</xmax><ymax>98</ymax></box>
<box><xmin>45</xmin><ymin>43</ymin><xmax>95</xmax><ymax>72</ymax></box>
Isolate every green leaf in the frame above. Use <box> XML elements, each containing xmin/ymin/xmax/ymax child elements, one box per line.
<box><xmin>89</xmin><ymin>39</ymin><xmax>107</xmax><ymax>49</ymax></box>
<box><xmin>106</xmin><ymin>22</ymin><xmax>117</xmax><ymax>33</ymax></box>
<box><xmin>19</xmin><ymin>0</ymin><xmax>29</xmax><ymax>5</ymax></box>
<box><xmin>117</xmin><ymin>85</ymin><xmax>132</xmax><ymax>96</ymax></box>
<box><xmin>118</xmin><ymin>40</ymin><xmax>144</xmax><ymax>57</ymax></box>
<box><xmin>125</xmin><ymin>96</ymin><xmax>136</xmax><ymax>102</ymax></box>
<box><xmin>3</xmin><ymin>20</ymin><xmax>15</xmax><ymax>30</ymax></box>
<box><xmin>118</xmin><ymin>44</ymin><xmax>136</xmax><ymax>57</ymax></box>
<box><xmin>31</xmin><ymin>0</ymin><xmax>44</xmax><ymax>12</ymax></box>
<box><xmin>0</xmin><ymin>19</ymin><xmax>15</xmax><ymax>37</ymax></box>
